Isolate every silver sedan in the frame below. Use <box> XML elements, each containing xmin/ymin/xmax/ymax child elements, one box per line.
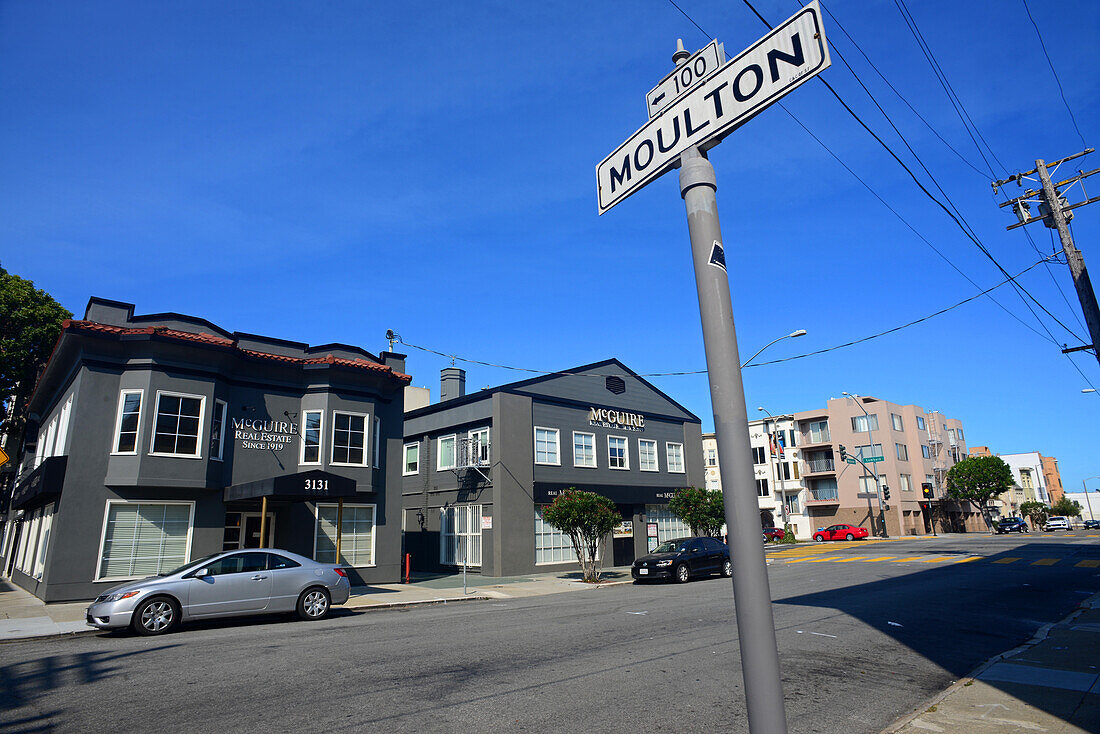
<box><xmin>86</xmin><ymin>548</ymin><xmax>351</xmax><ymax>635</ymax></box>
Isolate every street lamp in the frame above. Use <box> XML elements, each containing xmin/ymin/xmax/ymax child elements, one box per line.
<box><xmin>741</xmin><ymin>329</ymin><xmax>807</xmax><ymax>368</ymax></box>
<box><xmin>757</xmin><ymin>407</ymin><xmax>789</xmax><ymax>530</ymax></box>
<box><xmin>842</xmin><ymin>392</ymin><xmax>888</xmax><ymax>537</ymax></box>
<box><xmin>1084</xmin><ymin>388</ymin><xmax>1097</xmax><ymax>394</ymax></box>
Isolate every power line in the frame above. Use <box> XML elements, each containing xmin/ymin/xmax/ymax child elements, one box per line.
<box><xmin>395</xmin><ymin>256</ymin><xmax>1060</xmax><ymax>377</ymax></box>
<box><xmin>1021</xmin><ymin>0</ymin><xmax>1089</xmax><ymax>149</ymax></box>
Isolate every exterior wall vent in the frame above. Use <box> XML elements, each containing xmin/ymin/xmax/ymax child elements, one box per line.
<box><xmin>605</xmin><ymin>376</ymin><xmax>626</xmax><ymax>395</ymax></box>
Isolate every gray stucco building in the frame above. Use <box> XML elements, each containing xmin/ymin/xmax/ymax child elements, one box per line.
<box><xmin>402</xmin><ymin>360</ymin><xmax>704</xmax><ymax>576</ymax></box>
<box><xmin>0</xmin><ymin>298</ymin><xmax>410</xmax><ymax>601</ymax></box>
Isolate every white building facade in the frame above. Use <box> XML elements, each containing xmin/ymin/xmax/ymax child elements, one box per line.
<box><xmin>997</xmin><ymin>452</ymin><xmax>1050</xmax><ymax>517</ymax></box>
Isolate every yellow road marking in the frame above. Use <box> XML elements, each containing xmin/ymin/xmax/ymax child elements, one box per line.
<box><xmin>993</xmin><ymin>557</ymin><xmax>1020</xmax><ymax>564</ymax></box>
<box><xmin>919</xmin><ymin>556</ymin><xmax>949</xmax><ymax>563</ymax></box>
<box><xmin>1075</xmin><ymin>560</ymin><xmax>1100</xmax><ymax>568</ymax></box>
<box><xmin>832</xmin><ymin>557</ymin><xmax>869</xmax><ymax>562</ymax></box>
<box><xmin>1032</xmin><ymin>559</ymin><xmax>1059</xmax><ymax>566</ymax></box>
<box><xmin>862</xmin><ymin>557</ymin><xmax>895</xmax><ymax>562</ymax></box>
<box><xmin>952</xmin><ymin>556</ymin><xmax>981</xmax><ymax>563</ymax></box>
<box><xmin>890</xmin><ymin>556</ymin><xmax>925</xmax><ymax>562</ymax></box>
<box><xmin>809</xmin><ymin>557</ymin><xmax>842</xmax><ymax>563</ymax></box>
<box><xmin>784</xmin><ymin>557</ymin><xmax>821</xmax><ymax>563</ymax></box>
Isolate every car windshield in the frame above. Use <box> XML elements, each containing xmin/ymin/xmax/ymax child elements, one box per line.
<box><xmin>652</xmin><ymin>540</ymin><xmax>689</xmax><ymax>554</ymax></box>
<box><xmin>158</xmin><ymin>553</ymin><xmax>222</xmax><ymax>577</ymax></box>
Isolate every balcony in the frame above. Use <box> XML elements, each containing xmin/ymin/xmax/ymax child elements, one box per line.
<box><xmin>802</xmin><ymin>458</ymin><xmax>835</xmax><ymax>474</ymax></box>
<box><xmin>806</xmin><ymin>487</ymin><xmax>840</xmax><ymax>504</ymax></box>
<box><xmin>799</xmin><ymin>431</ymin><xmax>832</xmax><ymax>447</ymax></box>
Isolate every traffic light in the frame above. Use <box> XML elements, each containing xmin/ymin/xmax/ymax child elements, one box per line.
<box><xmin>921</xmin><ymin>482</ymin><xmax>934</xmax><ymax>499</ymax></box>
<box><xmin>883</xmin><ymin>486</ymin><xmax>891</xmax><ymax>502</ymax></box>
<box><xmin>838</xmin><ymin>444</ymin><xmax>848</xmax><ymax>461</ymax></box>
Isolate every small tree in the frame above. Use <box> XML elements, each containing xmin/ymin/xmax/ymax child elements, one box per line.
<box><xmin>668</xmin><ymin>487</ymin><xmax>725</xmax><ymax>538</ymax></box>
<box><xmin>1019</xmin><ymin>500</ymin><xmax>1048</xmax><ymax>528</ymax></box>
<box><xmin>541</xmin><ymin>489</ymin><xmax>620</xmax><ymax>582</ymax></box>
<box><xmin>1050</xmin><ymin>496</ymin><xmax>1082</xmax><ymax>518</ymax></box>
<box><xmin>944</xmin><ymin>456</ymin><xmax>1014</xmax><ymax>533</ymax></box>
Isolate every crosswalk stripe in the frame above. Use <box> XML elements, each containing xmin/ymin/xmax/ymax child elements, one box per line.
<box><xmin>809</xmin><ymin>557</ymin><xmax>842</xmax><ymax>563</ymax></box>
<box><xmin>993</xmin><ymin>558</ymin><xmax>1020</xmax><ymax>564</ymax></box>
<box><xmin>862</xmin><ymin>557</ymin><xmax>895</xmax><ymax>562</ymax></box>
<box><xmin>890</xmin><ymin>556</ymin><xmax>925</xmax><ymax>562</ymax></box>
<box><xmin>1075</xmin><ymin>560</ymin><xmax>1100</xmax><ymax>568</ymax></box>
<box><xmin>919</xmin><ymin>556</ymin><xmax>949</xmax><ymax>563</ymax></box>
<box><xmin>952</xmin><ymin>556</ymin><xmax>981</xmax><ymax>563</ymax></box>
<box><xmin>833</xmin><ymin>557</ymin><xmax>869</xmax><ymax>562</ymax></box>
<box><xmin>1032</xmin><ymin>559</ymin><xmax>1059</xmax><ymax>566</ymax></box>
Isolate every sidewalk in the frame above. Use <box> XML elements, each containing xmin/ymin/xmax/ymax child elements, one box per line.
<box><xmin>0</xmin><ymin>567</ymin><xmax>634</xmax><ymax>643</ymax></box>
<box><xmin>885</xmin><ymin>591</ymin><xmax>1100</xmax><ymax>734</ymax></box>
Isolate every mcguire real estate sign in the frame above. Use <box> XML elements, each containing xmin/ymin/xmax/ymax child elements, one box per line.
<box><xmin>596</xmin><ymin>2</ymin><xmax>831</xmax><ymax>214</ymax></box>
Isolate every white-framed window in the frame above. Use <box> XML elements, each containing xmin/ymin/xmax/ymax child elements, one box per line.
<box><xmin>807</xmin><ymin>420</ymin><xmax>830</xmax><ymax>443</ymax></box>
<box><xmin>752</xmin><ymin>446</ymin><xmax>766</xmax><ymax>464</ymax></box>
<box><xmin>300</xmin><ymin>410</ymin><xmax>324</xmax><ymax>465</ymax></box>
<box><xmin>95</xmin><ymin>501</ymin><xmax>194</xmax><ymax>581</ymax></box>
<box><xmin>784</xmin><ymin>493</ymin><xmax>799</xmax><ymax>515</ymax></box>
<box><xmin>947</xmin><ymin>428</ymin><xmax>957</xmax><ymax>444</ymax></box>
<box><xmin>891</xmin><ymin>413</ymin><xmax>903</xmax><ymax>431</ymax></box>
<box><xmin>958</xmin><ymin>428</ymin><xmax>965</xmax><ymax>440</ymax></box>
<box><xmin>755</xmin><ymin>478</ymin><xmax>769</xmax><ymax>497</ymax></box>
<box><xmin>437</xmin><ymin>434</ymin><xmax>457</xmax><ymax>470</ymax></box>
<box><xmin>403</xmin><ymin>443</ymin><xmax>420</xmax><ymax>476</ymax></box>
<box><xmin>112</xmin><ymin>389</ymin><xmax>143</xmax><ymax>454</ymax></box>
<box><xmin>851</xmin><ymin>414</ymin><xmax>879</xmax><ymax>433</ymax></box>
<box><xmin>535</xmin><ymin>506</ymin><xmax>593</xmax><ymax>565</ymax></box>
<box><xmin>639</xmin><ymin>439</ymin><xmax>659</xmax><ymax>472</ymax></box>
<box><xmin>896</xmin><ymin>443</ymin><xmax>909</xmax><ymax>461</ymax></box>
<box><xmin>441</xmin><ymin>505</ymin><xmax>483</xmax><ymax>566</ymax></box>
<box><xmin>645</xmin><ymin>505</ymin><xmax>692</xmax><ymax>548</ymax></box>
<box><xmin>608</xmin><ymin>435</ymin><xmax>628</xmax><ymax>470</ymax></box>
<box><xmin>921</xmin><ymin>445</ymin><xmax>931</xmax><ymax>459</ymax></box>
<box><xmin>331</xmin><ymin>411</ymin><xmax>368</xmax><ymax>466</ymax></box>
<box><xmin>666</xmin><ymin>442</ymin><xmax>685</xmax><ymax>473</ymax></box>
<box><xmin>373</xmin><ymin>416</ymin><xmax>381</xmax><ymax>468</ymax></box>
<box><xmin>534</xmin><ymin>427</ymin><xmax>560</xmax><ymax>466</ymax></box>
<box><xmin>16</xmin><ymin>508</ymin><xmax>43</xmax><ymax>575</ymax></box>
<box><xmin>706</xmin><ymin>447</ymin><xmax>717</xmax><ymax>467</ymax></box>
<box><xmin>150</xmin><ymin>391</ymin><xmax>205</xmax><ymax>458</ymax></box>
<box><xmin>573</xmin><ymin>431</ymin><xmax>596</xmax><ymax>468</ymax></box>
<box><xmin>468</xmin><ymin>427</ymin><xmax>490</xmax><ymax>466</ymax></box>
<box><xmin>899</xmin><ymin>474</ymin><xmax>913</xmax><ymax>492</ymax></box>
<box><xmin>925</xmin><ymin>474</ymin><xmax>935</xmax><ymax>490</ymax></box>
<box><xmin>32</xmin><ymin>508</ymin><xmax>54</xmax><ymax>579</ymax></box>
<box><xmin>37</xmin><ymin>418</ymin><xmax>56</xmax><ymax>467</ymax></box>
<box><xmin>916</xmin><ymin>416</ymin><xmax>926</xmax><ymax>430</ymax></box>
<box><xmin>54</xmin><ymin>396</ymin><xmax>73</xmax><ymax>457</ymax></box>
<box><xmin>314</xmin><ymin>503</ymin><xmax>375</xmax><ymax>567</ymax></box>
<box><xmin>210</xmin><ymin>399</ymin><xmax>227</xmax><ymax>461</ymax></box>
<box><xmin>854</xmin><ymin>443</ymin><xmax>883</xmax><ymax>462</ymax></box>
<box><xmin>858</xmin><ymin>475</ymin><xmax>887</xmax><ymax>494</ymax></box>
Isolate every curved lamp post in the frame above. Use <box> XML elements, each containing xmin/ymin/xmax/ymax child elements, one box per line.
<box><xmin>740</xmin><ymin>329</ymin><xmax>807</xmax><ymax>368</ymax></box>
<box><xmin>757</xmin><ymin>406</ymin><xmax>789</xmax><ymax>529</ymax></box>
<box><xmin>842</xmin><ymin>392</ymin><xmax>888</xmax><ymax>537</ymax></box>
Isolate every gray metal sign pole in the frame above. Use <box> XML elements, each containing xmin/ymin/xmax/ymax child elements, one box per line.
<box><xmin>680</xmin><ymin>145</ymin><xmax>788</xmax><ymax>733</ymax></box>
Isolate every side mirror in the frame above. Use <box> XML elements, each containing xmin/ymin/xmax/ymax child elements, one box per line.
<box><xmin>194</xmin><ymin>567</ymin><xmax>210</xmax><ymax>578</ymax></box>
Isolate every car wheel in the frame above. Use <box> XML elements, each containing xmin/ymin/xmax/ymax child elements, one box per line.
<box><xmin>674</xmin><ymin>564</ymin><xmax>690</xmax><ymax>584</ymax></box>
<box><xmin>132</xmin><ymin>596</ymin><xmax>178</xmax><ymax>636</ymax></box>
<box><xmin>845</xmin><ymin>533</ymin><xmax>855</xmax><ymax>541</ymax></box>
<box><xmin>721</xmin><ymin>559</ymin><xmax>732</xmax><ymax>577</ymax></box>
<box><xmin>814</xmin><ymin>534</ymin><xmax>825</xmax><ymax>542</ymax></box>
<box><xmin>297</xmin><ymin>587</ymin><xmax>331</xmax><ymax>621</ymax></box>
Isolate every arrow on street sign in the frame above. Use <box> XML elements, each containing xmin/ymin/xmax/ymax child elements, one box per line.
<box><xmin>0</xmin><ymin>446</ymin><xmax>8</xmax><ymax>468</ymax></box>
<box><xmin>596</xmin><ymin>1</ymin><xmax>830</xmax><ymax>214</ymax></box>
<box><xmin>646</xmin><ymin>40</ymin><xmax>725</xmax><ymax>118</ymax></box>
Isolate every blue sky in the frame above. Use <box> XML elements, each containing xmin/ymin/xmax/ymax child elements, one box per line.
<box><xmin>2</xmin><ymin>1</ymin><xmax>1098</xmax><ymax>493</ymax></box>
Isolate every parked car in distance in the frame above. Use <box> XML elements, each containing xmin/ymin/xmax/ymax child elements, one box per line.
<box><xmin>86</xmin><ymin>548</ymin><xmax>351</xmax><ymax>636</ymax></box>
<box><xmin>762</xmin><ymin>527</ymin><xmax>785</xmax><ymax>542</ymax></box>
<box><xmin>1043</xmin><ymin>516</ymin><xmax>1070</xmax><ymax>531</ymax></box>
<box><xmin>813</xmin><ymin>524</ymin><xmax>869</xmax><ymax>542</ymax></box>
<box><xmin>632</xmin><ymin>537</ymin><xmax>731</xmax><ymax>583</ymax></box>
<box><xmin>1084</xmin><ymin>519</ymin><xmax>1100</xmax><ymax>530</ymax></box>
<box><xmin>995</xmin><ymin>517</ymin><xmax>1030</xmax><ymax>534</ymax></box>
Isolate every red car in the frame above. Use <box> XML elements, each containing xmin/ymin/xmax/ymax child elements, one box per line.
<box><xmin>762</xmin><ymin>527</ymin><xmax>784</xmax><ymax>542</ymax></box>
<box><xmin>813</xmin><ymin>524</ymin><xmax>869</xmax><ymax>542</ymax></box>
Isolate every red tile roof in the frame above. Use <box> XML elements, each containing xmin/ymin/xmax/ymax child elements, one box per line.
<box><xmin>62</xmin><ymin>319</ymin><xmax>412</xmax><ymax>382</ymax></box>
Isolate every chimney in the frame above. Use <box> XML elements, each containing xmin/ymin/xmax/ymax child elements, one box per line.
<box><xmin>379</xmin><ymin>351</ymin><xmax>406</xmax><ymax>375</ymax></box>
<box><xmin>440</xmin><ymin>367</ymin><xmax>466</xmax><ymax>402</ymax></box>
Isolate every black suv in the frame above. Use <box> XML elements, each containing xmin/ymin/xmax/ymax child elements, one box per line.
<box><xmin>996</xmin><ymin>517</ymin><xmax>1030</xmax><ymax>534</ymax></box>
<box><xmin>631</xmin><ymin>537</ymin><xmax>731</xmax><ymax>583</ymax></box>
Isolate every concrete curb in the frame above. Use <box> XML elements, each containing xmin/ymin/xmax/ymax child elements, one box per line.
<box><xmin>879</xmin><ymin>590</ymin><xmax>1100</xmax><ymax>733</ymax></box>
<box><xmin>344</xmin><ymin>594</ymin><xmax>495</xmax><ymax>612</ymax></box>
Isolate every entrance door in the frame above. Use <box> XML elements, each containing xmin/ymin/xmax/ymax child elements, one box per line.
<box><xmin>612</xmin><ymin>507</ymin><xmax>635</xmax><ymax>567</ymax></box>
<box><xmin>242</xmin><ymin>514</ymin><xmax>274</xmax><ymax>549</ymax></box>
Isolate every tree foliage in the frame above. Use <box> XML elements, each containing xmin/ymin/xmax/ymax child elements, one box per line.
<box><xmin>668</xmin><ymin>487</ymin><xmax>725</xmax><ymax>538</ymax></box>
<box><xmin>944</xmin><ymin>456</ymin><xmax>1014</xmax><ymax>533</ymax></box>
<box><xmin>0</xmin><ymin>265</ymin><xmax>71</xmax><ymax>441</ymax></box>
<box><xmin>1019</xmin><ymin>500</ymin><xmax>1048</xmax><ymax>528</ymax></box>
<box><xmin>540</xmin><ymin>489</ymin><xmax>620</xmax><ymax>582</ymax></box>
<box><xmin>1050</xmin><ymin>496</ymin><xmax>1082</xmax><ymax>518</ymax></box>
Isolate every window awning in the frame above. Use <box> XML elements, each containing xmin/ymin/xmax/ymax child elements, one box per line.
<box><xmin>224</xmin><ymin>470</ymin><xmax>361</xmax><ymax>503</ymax></box>
<box><xmin>12</xmin><ymin>456</ymin><xmax>67</xmax><ymax>511</ymax></box>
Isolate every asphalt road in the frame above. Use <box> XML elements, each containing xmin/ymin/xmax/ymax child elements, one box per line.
<box><xmin>2</xmin><ymin>532</ymin><xmax>1098</xmax><ymax>733</ymax></box>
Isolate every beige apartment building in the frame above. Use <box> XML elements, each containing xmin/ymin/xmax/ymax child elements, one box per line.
<box><xmin>703</xmin><ymin>395</ymin><xmax>983</xmax><ymax>538</ymax></box>
<box><xmin>793</xmin><ymin>395</ymin><xmax>983</xmax><ymax>536</ymax></box>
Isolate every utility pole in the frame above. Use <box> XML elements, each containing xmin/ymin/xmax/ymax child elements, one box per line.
<box><xmin>993</xmin><ymin>149</ymin><xmax>1100</xmax><ymax>366</ymax></box>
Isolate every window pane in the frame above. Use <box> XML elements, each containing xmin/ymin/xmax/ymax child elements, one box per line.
<box><xmin>332</xmin><ymin>412</ymin><xmax>367</xmax><ymax>465</ymax></box>
<box><xmin>315</xmin><ymin>505</ymin><xmax>375</xmax><ymax>566</ymax></box>
<box><xmin>99</xmin><ymin>503</ymin><xmax>190</xmax><ymax>578</ymax></box>
<box><xmin>302</xmin><ymin>411</ymin><xmax>322</xmax><ymax>463</ymax></box>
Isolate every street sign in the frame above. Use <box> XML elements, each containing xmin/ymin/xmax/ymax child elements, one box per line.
<box><xmin>646</xmin><ymin>40</ymin><xmax>725</xmax><ymax>118</ymax></box>
<box><xmin>862</xmin><ymin>456</ymin><xmax>885</xmax><ymax>463</ymax></box>
<box><xmin>845</xmin><ymin>457</ymin><xmax>859</xmax><ymax>465</ymax></box>
<box><xmin>596</xmin><ymin>1</ymin><xmax>830</xmax><ymax>214</ymax></box>
<box><xmin>0</xmin><ymin>446</ymin><xmax>7</xmax><ymax>468</ymax></box>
